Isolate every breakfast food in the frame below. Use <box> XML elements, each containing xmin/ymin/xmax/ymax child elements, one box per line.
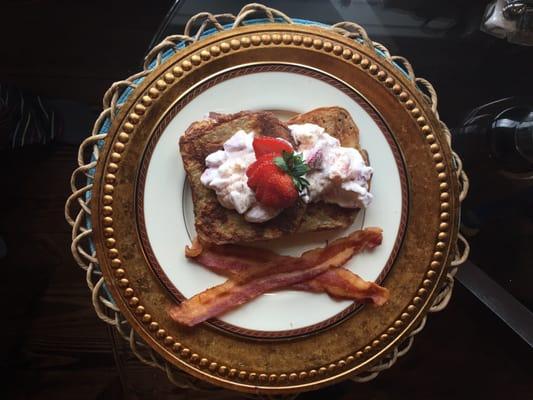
<box><xmin>180</xmin><ymin>111</ymin><xmax>306</xmax><ymax>245</ymax></box>
<box><xmin>291</xmin><ymin>268</ymin><xmax>389</xmax><ymax>304</ymax></box>
<box><xmin>179</xmin><ymin>107</ymin><xmax>373</xmax><ymax>245</ymax></box>
<box><xmin>185</xmin><ymin>235</ymin><xmax>389</xmax><ymax>304</ymax></box>
<box><xmin>245</xmin><ymin>141</ymin><xmax>308</xmax><ymax>209</ymax></box>
<box><xmin>173</xmin><ymin>107</ymin><xmax>385</xmax><ymax>327</ymax></box>
<box><xmin>170</xmin><ymin>228</ymin><xmax>386</xmax><ymax>327</ymax></box>
<box><xmin>287</xmin><ymin>108</ymin><xmax>372</xmax><ymax>233</ymax></box>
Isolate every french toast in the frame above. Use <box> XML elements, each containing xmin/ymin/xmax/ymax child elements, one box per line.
<box><xmin>179</xmin><ymin>107</ymin><xmax>367</xmax><ymax>245</ymax></box>
<box><xmin>287</xmin><ymin>107</ymin><xmax>365</xmax><ymax>233</ymax></box>
<box><xmin>179</xmin><ymin>111</ymin><xmax>307</xmax><ymax>245</ymax></box>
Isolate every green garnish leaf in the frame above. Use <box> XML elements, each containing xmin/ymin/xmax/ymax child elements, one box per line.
<box><xmin>274</xmin><ymin>156</ymin><xmax>289</xmax><ymax>172</ymax></box>
<box><xmin>275</xmin><ymin>150</ymin><xmax>310</xmax><ymax>195</ymax></box>
<box><xmin>292</xmin><ymin>163</ymin><xmax>309</xmax><ymax>176</ymax></box>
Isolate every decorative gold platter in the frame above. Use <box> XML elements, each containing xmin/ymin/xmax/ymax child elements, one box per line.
<box><xmin>66</xmin><ymin>4</ymin><xmax>468</xmax><ymax>395</ymax></box>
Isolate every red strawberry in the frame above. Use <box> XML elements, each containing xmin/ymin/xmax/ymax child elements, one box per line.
<box><xmin>246</xmin><ymin>150</ymin><xmax>309</xmax><ymax>209</ymax></box>
<box><xmin>255</xmin><ymin>171</ymin><xmax>298</xmax><ymax>208</ymax></box>
<box><xmin>253</xmin><ymin>136</ymin><xmax>293</xmax><ymax>157</ymax></box>
<box><xmin>246</xmin><ymin>153</ymin><xmax>277</xmax><ymax>190</ymax></box>
<box><xmin>248</xmin><ymin>161</ymin><xmax>279</xmax><ymax>191</ymax></box>
<box><xmin>246</xmin><ymin>153</ymin><xmax>276</xmax><ymax>178</ymax></box>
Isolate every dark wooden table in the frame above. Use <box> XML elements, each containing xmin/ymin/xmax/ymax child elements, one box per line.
<box><xmin>1</xmin><ymin>1</ymin><xmax>532</xmax><ymax>399</ymax></box>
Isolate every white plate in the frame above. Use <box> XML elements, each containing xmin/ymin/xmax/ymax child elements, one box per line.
<box><xmin>141</xmin><ymin>66</ymin><xmax>406</xmax><ymax>335</ymax></box>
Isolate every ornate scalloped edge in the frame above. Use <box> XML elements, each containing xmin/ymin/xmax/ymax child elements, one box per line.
<box><xmin>65</xmin><ymin>3</ymin><xmax>470</xmax><ymax>394</ymax></box>
<box><xmin>95</xmin><ymin>30</ymin><xmax>459</xmax><ymax>384</ymax></box>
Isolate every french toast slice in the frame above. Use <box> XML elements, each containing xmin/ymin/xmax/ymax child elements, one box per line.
<box><xmin>179</xmin><ymin>107</ymin><xmax>367</xmax><ymax>244</ymax></box>
<box><xmin>287</xmin><ymin>107</ymin><xmax>365</xmax><ymax>233</ymax></box>
<box><xmin>179</xmin><ymin>111</ymin><xmax>307</xmax><ymax>245</ymax></box>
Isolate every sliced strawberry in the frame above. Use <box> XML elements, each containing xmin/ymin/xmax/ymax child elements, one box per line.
<box><xmin>246</xmin><ymin>147</ymin><xmax>305</xmax><ymax>209</ymax></box>
<box><xmin>256</xmin><ymin>188</ymin><xmax>278</xmax><ymax>208</ymax></box>
<box><xmin>246</xmin><ymin>153</ymin><xmax>276</xmax><ymax>179</ymax></box>
<box><xmin>255</xmin><ymin>171</ymin><xmax>298</xmax><ymax>208</ymax></box>
<box><xmin>247</xmin><ymin>153</ymin><xmax>277</xmax><ymax>190</ymax></box>
<box><xmin>253</xmin><ymin>136</ymin><xmax>293</xmax><ymax>157</ymax></box>
<box><xmin>270</xmin><ymin>173</ymin><xmax>299</xmax><ymax>205</ymax></box>
<box><xmin>254</xmin><ymin>177</ymin><xmax>266</xmax><ymax>201</ymax></box>
<box><xmin>248</xmin><ymin>162</ymin><xmax>279</xmax><ymax>191</ymax></box>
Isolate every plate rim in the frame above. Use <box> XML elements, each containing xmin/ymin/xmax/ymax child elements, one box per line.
<box><xmin>136</xmin><ymin>62</ymin><xmax>410</xmax><ymax>339</ymax></box>
<box><xmin>91</xmin><ymin>23</ymin><xmax>460</xmax><ymax>394</ymax></box>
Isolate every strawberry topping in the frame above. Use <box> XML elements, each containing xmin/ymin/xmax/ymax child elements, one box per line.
<box><xmin>252</xmin><ymin>136</ymin><xmax>293</xmax><ymax>157</ymax></box>
<box><xmin>254</xmin><ymin>170</ymin><xmax>298</xmax><ymax>208</ymax></box>
<box><xmin>246</xmin><ymin>137</ymin><xmax>310</xmax><ymax>209</ymax></box>
<box><xmin>246</xmin><ymin>153</ymin><xmax>277</xmax><ymax>189</ymax></box>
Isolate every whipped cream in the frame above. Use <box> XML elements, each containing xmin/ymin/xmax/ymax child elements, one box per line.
<box><xmin>200</xmin><ymin>130</ymin><xmax>281</xmax><ymax>223</ymax></box>
<box><xmin>200</xmin><ymin>123</ymin><xmax>373</xmax><ymax>224</ymax></box>
<box><xmin>289</xmin><ymin>123</ymin><xmax>373</xmax><ymax>208</ymax></box>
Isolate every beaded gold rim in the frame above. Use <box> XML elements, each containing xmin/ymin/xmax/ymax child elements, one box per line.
<box><xmin>77</xmin><ymin>19</ymin><xmax>464</xmax><ymax>395</ymax></box>
<box><xmin>136</xmin><ymin>63</ymin><xmax>410</xmax><ymax>339</ymax></box>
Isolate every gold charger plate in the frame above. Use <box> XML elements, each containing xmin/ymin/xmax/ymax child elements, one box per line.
<box><xmin>89</xmin><ymin>19</ymin><xmax>461</xmax><ymax>394</ymax></box>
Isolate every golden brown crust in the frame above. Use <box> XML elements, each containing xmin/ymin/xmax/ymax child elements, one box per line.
<box><xmin>179</xmin><ymin>107</ymin><xmax>367</xmax><ymax>244</ymax></box>
<box><xmin>287</xmin><ymin>107</ymin><xmax>360</xmax><ymax>148</ymax></box>
<box><xmin>287</xmin><ymin>107</ymin><xmax>364</xmax><ymax>233</ymax></box>
<box><xmin>179</xmin><ymin>111</ymin><xmax>306</xmax><ymax>245</ymax></box>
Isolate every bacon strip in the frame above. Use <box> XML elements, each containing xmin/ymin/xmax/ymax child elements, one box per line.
<box><xmin>190</xmin><ymin>244</ymin><xmax>291</xmax><ymax>278</ymax></box>
<box><xmin>186</xmin><ymin>230</ymin><xmax>389</xmax><ymax>305</ymax></box>
<box><xmin>291</xmin><ymin>269</ymin><xmax>389</xmax><ymax>306</ymax></box>
<box><xmin>170</xmin><ymin>228</ymin><xmax>383</xmax><ymax>326</ymax></box>
<box><xmin>184</xmin><ymin>237</ymin><xmax>203</xmax><ymax>258</ymax></box>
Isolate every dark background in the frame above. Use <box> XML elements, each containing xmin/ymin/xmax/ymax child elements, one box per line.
<box><xmin>1</xmin><ymin>0</ymin><xmax>532</xmax><ymax>399</ymax></box>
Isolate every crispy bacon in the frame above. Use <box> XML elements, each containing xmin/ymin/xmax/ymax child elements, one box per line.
<box><xmin>184</xmin><ymin>237</ymin><xmax>203</xmax><ymax>258</ymax></box>
<box><xmin>188</xmin><ymin>243</ymin><xmax>291</xmax><ymax>278</ymax></box>
<box><xmin>170</xmin><ymin>228</ymin><xmax>383</xmax><ymax>326</ymax></box>
<box><xmin>291</xmin><ymin>269</ymin><xmax>389</xmax><ymax>306</ymax></box>
<box><xmin>185</xmin><ymin>229</ymin><xmax>389</xmax><ymax>305</ymax></box>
